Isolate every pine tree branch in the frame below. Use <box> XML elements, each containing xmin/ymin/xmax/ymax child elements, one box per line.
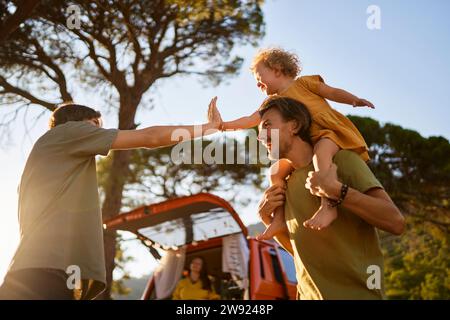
<box><xmin>0</xmin><ymin>75</ymin><xmax>56</xmax><ymax>111</ymax></box>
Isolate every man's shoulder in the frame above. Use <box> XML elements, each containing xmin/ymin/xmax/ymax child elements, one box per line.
<box><xmin>333</xmin><ymin>149</ymin><xmax>372</xmax><ymax>180</ymax></box>
<box><xmin>333</xmin><ymin>150</ymin><xmax>384</xmax><ymax>192</ymax></box>
<box><xmin>333</xmin><ymin>150</ymin><xmax>363</xmax><ymax>165</ymax></box>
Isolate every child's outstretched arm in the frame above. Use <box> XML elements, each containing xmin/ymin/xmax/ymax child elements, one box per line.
<box><xmin>317</xmin><ymin>82</ymin><xmax>375</xmax><ymax>109</ymax></box>
<box><xmin>221</xmin><ymin>110</ymin><xmax>260</xmax><ymax>131</ymax></box>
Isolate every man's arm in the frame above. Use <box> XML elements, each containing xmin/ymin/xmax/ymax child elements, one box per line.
<box><xmin>111</xmin><ymin>97</ymin><xmax>221</xmax><ymax>150</ymax></box>
<box><xmin>305</xmin><ymin>164</ymin><xmax>406</xmax><ymax>235</ymax></box>
<box><xmin>342</xmin><ymin>186</ymin><xmax>405</xmax><ymax>235</ymax></box>
<box><xmin>317</xmin><ymin>82</ymin><xmax>375</xmax><ymax>108</ymax></box>
<box><xmin>258</xmin><ymin>185</ymin><xmax>294</xmax><ymax>255</ymax></box>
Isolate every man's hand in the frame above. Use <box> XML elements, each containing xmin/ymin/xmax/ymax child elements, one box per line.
<box><xmin>305</xmin><ymin>164</ymin><xmax>342</xmax><ymax>200</ymax></box>
<box><xmin>306</xmin><ymin>163</ymin><xmax>405</xmax><ymax>235</ymax></box>
<box><xmin>353</xmin><ymin>98</ymin><xmax>375</xmax><ymax>109</ymax></box>
<box><xmin>207</xmin><ymin>96</ymin><xmax>223</xmax><ymax>130</ymax></box>
<box><xmin>258</xmin><ymin>184</ymin><xmax>293</xmax><ymax>254</ymax></box>
<box><xmin>258</xmin><ymin>184</ymin><xmax>286</xmax><ymax>225</ymax></box>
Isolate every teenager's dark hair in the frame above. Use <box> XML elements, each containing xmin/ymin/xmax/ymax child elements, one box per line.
<box><xmin>258</xmin><ymin>96</ymin><xmax>312</xmax><ymax>144</ymax></box>
<box><xmin>49</xmin><ymin>102</ymin><xmax>101</xmax><ymax>128</ymax></box>
<box><xmin>189</xmin><ymin>256</ymin><xmax>212</xmax><ymax>291</ymax></box>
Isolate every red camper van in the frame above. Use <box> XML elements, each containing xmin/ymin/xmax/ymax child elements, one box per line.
<box><xmin>104</xmin><ymin>193</ymin><xmax>297</xmax><ymax>300</ymax></box>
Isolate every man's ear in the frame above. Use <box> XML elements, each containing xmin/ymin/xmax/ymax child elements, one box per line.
<box><xmin>289</xmin><ymin>119</ymin><xmax>300</xmax><ymax>135</ymax></box>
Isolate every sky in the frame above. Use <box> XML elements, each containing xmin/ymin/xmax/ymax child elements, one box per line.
<box><xmin>1</xmin><ymin>0</ymin><xmax>450</xmax><ymax>282</ymax></box>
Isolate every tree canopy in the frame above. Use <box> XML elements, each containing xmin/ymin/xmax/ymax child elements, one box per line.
<box><xmin>0</xmin><ymin>0</ymin><xmax>266</xmax><ymax>298</ymax></box>
<box><xmin>349</xmin><ymin>116</ymin><xmax>449</xmax><ymax>299</ymax></box>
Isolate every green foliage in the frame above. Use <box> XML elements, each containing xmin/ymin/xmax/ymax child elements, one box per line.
<box><xmin>350</xmin><ymin>115</ymin><xmax>450</xmax><ymax>299</ymax></box>
<box><xmin>349</xmin><ymin>116</ymin><xmax>450</xmax><ymax>189</ymax></box>
<box><xmin>381</xmin><ymin>220</ymin><xmax>449</xmax><ymax>299</ymax></box>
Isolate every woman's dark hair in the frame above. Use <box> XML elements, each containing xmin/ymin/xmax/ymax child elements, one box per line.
<box><xmin>258</xmin><ymin>96</ymin><xmax>312</xmax><ymax>144</ymax></box>
<box><xmin>49</xmin><ymin>102</ymin><xmax>101</xmax><ymax>128</ymax></box>
<box><xmin>189</xmin><ymin>256</ymin><xmax>212</xmax><ymax>291</ymax></box>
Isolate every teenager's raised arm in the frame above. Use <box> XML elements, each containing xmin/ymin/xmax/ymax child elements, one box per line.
<box><xmin>111</xmin><ymin>97</ymin><xmax>221</xmax><ymax>150</ymax></box>
<box><xmin>317</xmin><ymin>82</ymin><xmax>375</xmax><ymax>109</ymax></box>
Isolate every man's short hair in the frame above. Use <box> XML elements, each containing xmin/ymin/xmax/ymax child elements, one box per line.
<box><xmin>258</xmin><ymin>96</ymin><xmax>312</xmax><ymax>144</ymax></box>
<box><xmin>49</xmin><ymin>102</ymin><xmax>101</xmax><ymax>128</ymax></box>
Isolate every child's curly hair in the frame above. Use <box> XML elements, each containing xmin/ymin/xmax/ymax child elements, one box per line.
<box><xmin>250</xmin><ymin>48</ymin><xmax>302</xmax><ymax>78</ymax></box>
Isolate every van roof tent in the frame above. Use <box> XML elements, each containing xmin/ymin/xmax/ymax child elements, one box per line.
<box><xmin>104</xmin><ymin>193</ymin><xmax>248</xmax><ymax>248</ymax></box>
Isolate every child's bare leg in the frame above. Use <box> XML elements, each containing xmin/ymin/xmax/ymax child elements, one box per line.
<box><xmin>303</xmin><ymin>138</ymin><xmax>340</xmax><ymax>230</ymax></box>
<box><xmin>257</xmin><ymin>159</ymin><xmax>293</xmax><ymax>241</ymax></box>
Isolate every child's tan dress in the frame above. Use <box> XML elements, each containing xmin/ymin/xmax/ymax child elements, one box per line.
<box><xmin>279</xmin><ymin>75</ymin><xmax>369</xmax><ymax>162</ymax></box>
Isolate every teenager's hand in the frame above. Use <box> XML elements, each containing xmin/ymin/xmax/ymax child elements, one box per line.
<box><xmin>258</xmin><ymin>184</ymin><xmax>286</xmax><ymax>225</ymax></box>
<box><xmin>353</xmin><ymin>98</ymin><xmax>375</xmax><ymax>109</ymax></box>
<box><xmin>207</xmin><ymin>96</ymin><xmax>223</xmax><ymax>130</ymax></box>
<box><xmin>305</xmin><ymin>164</ymin><xmax>342</xmax><ymax>200</ymax></box>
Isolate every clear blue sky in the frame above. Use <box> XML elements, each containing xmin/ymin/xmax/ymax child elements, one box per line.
<box><xmin>1</xmin><ymin>0</ymin><xmax>449</xmax><ymax>280</ymax></box>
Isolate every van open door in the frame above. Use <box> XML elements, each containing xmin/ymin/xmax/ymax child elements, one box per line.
<box><xmin>103</xmin><ymin>193</ymin><xmax>249</xmax><ymax>299</ymax></box>
<box><xmin>104</xmin><ymin>193</ymin><xmax>248</xmax><ymax>248</ymax></box>
<box><xmin>249</xmin><ymin>239</ymin><xmax>297</xmax><ymax>300</ymax></box>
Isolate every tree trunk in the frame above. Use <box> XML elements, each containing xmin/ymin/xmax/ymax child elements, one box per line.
<box><xmin>98</xmin><ymin>95</ymin><xmax>140</xmax><ymax>299</ymax></box>
<box><xmin>98</xmin><ymin>149</ymin><xmax>132</xmax><ymax>299</ymax></box>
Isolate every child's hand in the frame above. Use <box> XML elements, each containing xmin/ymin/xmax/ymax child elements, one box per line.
<box><xmin>353</xmin><ymin>98</ymin><xmax>375</xmax><ymax>109</ymax></box>
<box><xmin>207</xmin><ymin>96</ymin><xmax>223</xmax><ymax>130</ymax></box>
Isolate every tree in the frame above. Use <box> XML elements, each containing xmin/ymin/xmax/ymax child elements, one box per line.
<box><xmin>349</xmin><ymin>115</ymin><xmax>450</xmax><ymax>299</ymax></box>
<box><xmin>0</xmin><ymin>0</ymin><xmax>41</xmax><ymax>42</ymax></box>
<box><xmin>0</xmin><ymin>0</ymin><xmax>265</xmax><ymax>298</ymax></box>
<box><xmin>349</xmin><ymin>116</ymin><xmax>450</xmax><ymax>230</ymax></box>
<box><xmin>381</xmin><ymin>217</ymin><xmax>449</xmax><ymax>299</ymax></box>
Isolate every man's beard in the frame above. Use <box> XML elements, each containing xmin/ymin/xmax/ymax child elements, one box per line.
<box><xmin>267</xmin><ymin>140</ymin><xmax>289</xmax><ymax>160</ymax></box>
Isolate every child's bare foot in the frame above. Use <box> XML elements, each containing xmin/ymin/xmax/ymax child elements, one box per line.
<box><xmin>257</xmin><ymin>219</ymin><xmax>288</xmax><ymax>241</ymax></box>
<box><xmin>303</xmin><ymin>204</ymin><xmax>338</xmax><ymax>230</ymax></box>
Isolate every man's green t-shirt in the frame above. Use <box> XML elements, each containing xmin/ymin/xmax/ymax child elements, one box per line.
<box><xmin>284</xmin><ymin>150</ymin><xmax>385</xmax><ymax>300</ymax></box>
<box><xmin>8</xmin><ymin>121</ymin><xmax>118</xmax><ymax>299</ymax></box>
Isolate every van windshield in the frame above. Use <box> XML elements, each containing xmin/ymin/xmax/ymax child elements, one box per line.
<box><xmin>104</xmin><ymin>193</ymin><xmax>247</xmax><ymax>248</ymax></box>
<box><xmin>137</xmin><ymin>207</ymin><xmax>242</xmax><ymax>248</ymax></box>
